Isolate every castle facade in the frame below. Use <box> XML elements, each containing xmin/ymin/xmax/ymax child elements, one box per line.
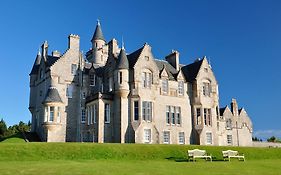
<box><xmin>29</xmin><ymin>21</ymin><xmax>253</xmax><ymax>146</ymax></box>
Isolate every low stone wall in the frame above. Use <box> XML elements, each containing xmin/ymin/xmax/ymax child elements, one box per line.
<box><xmin>252</xmin><ymin>141</ymin><xmax>281</xmax><ymax>148</ymax></box>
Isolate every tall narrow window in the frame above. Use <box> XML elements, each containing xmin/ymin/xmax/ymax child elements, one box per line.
<box><xmin>178</xmin><ymin>81</ymin><xmax>184</xmax><ymax>96</ymax></box>
<box><xmin>163</xmin><ymin>131</ymin><xmax>170</xmax><ymax>144</ymax></box>
<box><xmin>203</xmin><ymin>82</ymin><xmax>211</xmax><ymax>97</ymax></box>
<box><xmin>66</xmin><ymin>84</ymin><xmax>73</xmax><ymax>98</ymax></box>
<box><xmin>227</xmin><ymin>135</ymin><xmax>233</xmax><ymax>145</ymax></box>
<box><xmin>176</xmin><ymin>107</ymin><xmax>181</xmax><ymax>124</ymax></box>
<box><xmin>49</xmin><ymin>106</ymin><xmax>54</xmax><ymax>122</ymax></box>
<box><xmin>226</xmin><ymin>119</ymin><xmax>232</xmax><ymax>129</ymax></box>
<box><xmin>134</xmin><ymin>101</ymin><xmax>139</xmax><ymax>121</ymax></box>
<box><xmin>142</xmin><ymin>101</ymin><xmax>152</xmax><ymax>121</ymax></box>
<box><xmin>142</xmin><ymin>72</ymin><xmax>152</xmax><ymax>88</ymax></box>
<box><xmin>81</xmin><ymin>109</ymin><xmax>86</xmax><ymax>123</ymax></box>
<box><xmin>104</xmin><ymin>103</ymin><xmax>110</xmax><ymax>123</ymax></box>
<box><xmin>179</xmin><ymin>132</ymin><xmax>185</xmax><ymax>144</ymax></box>
<box><xmin>206</xmin><ymin>132</ymin><xmax>212</xmax><ymax>144</ymax></box>
<box><xmin>196</xmin><ymin>108</ymin><xmax>201</xmax><ymax>125</ymax></box>
<box><xmin>71</xmin><ymin>64</ymin><xmax>77</xmax><ymax>75</ymax></box>
<box><xmin>93</xmin><ymin>104</ymin><xmax>97</xmax><ymax>123</ymax></box>
<box><xmin>144</xmin><ymin>129</ymin><xmax>151</xmax><ymax>143</ymax></box>
<box><xmin>118</xmin><ymin>72</ymin><xmax>123</xmax><ymax>84</ymax></box>
<box><xmin>171</xmin><ymin>106</ymin><xmax>175</xmax><ymax>124</ymax></box>
<box><xmin>87</xmin><ymin>106</ymin><xmax>91</xmax><ymax>125</ymax></box>
<box><xmin>166</xmin><ymin>106</ymin><xmax>170</xmax><ymax>124</ymax></box>
<box><xmin>162</xmin><ymin>79</ymin><xmax>168</xmax><ymax>94</ymax></box>
<box><xmin>204</xmin><ymin>108</ymin><xmax>212</xmax><ymax>126</ymax></box>
<box><xmin>204</xmin><ymin>109</ymin><xmax>207</xmax><ymax>125</ymax></box>
<box><xmin>90</xmin><ymin>74</ymin><xmax>96</xmax><ymax>86</ymax></box>
<box><xmin>109</xmin><ymin>77</ymin><xmax>113</xmax><ymax>92</ymax></box>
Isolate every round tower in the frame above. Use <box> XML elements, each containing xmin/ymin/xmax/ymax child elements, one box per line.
<box><xmin>91</xmin><ymin>20</ymin><xmax>106</xmax><ymax>65</ymax></box>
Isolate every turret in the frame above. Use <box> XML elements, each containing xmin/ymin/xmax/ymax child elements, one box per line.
<box><xmin>91</xmin><ymin>20</ymin><xmax>106</xmax><ymax>65</ymax></box>
<box><xmin>114</xmin><ymin>46</ymin><xmax>129</xmax><ymax>96</ymax></box>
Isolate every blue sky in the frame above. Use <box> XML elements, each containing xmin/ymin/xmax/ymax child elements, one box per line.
<box><xmin>0</xmin><ymin>0</ymin><xmax>280</xmax><ymax>139</ymax></box>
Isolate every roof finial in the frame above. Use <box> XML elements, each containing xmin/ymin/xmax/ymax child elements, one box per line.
<box><xmin>121</xmin><ymin>36</ymin><xmax>125</xmax><ymax>49</ymax></box>
<box><xmin>97</xmin><ymin>19</ymin><xmax>100</xmax><ymax>26</ymax></box>
<box><xmin>208</xmin><ymin>56</ymin><xmax>212</xmax><ymax>69</ymax></box>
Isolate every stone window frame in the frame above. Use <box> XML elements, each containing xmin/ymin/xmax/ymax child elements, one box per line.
<box><xmin>178</xmin><ymin>80</ymin><xmax>184</xmax><ymax>96</ymax></box>
<box><xmin>142</xmin><ymin>70</ymin><xmax>152</xmax><ymax>89</ymax></box>
<box><xmin>104</xmin><ymin>103</ymin><xmax>110</xmax><ymax>124</ymax></box>
<box><xmin>178</xmin><ymin>132</ymin><xmax>185</xmax><ymax>144</ymax></box>
<box><xmin>144</xmin><ymin>129</ymin><xmax>151</xmax><ymax>143</ymax></box>
<box><xmin>71</xmin><ymin>64</ymin><xmax>77</xmax><ymax>75</ymax></box>
<box><xmin>161</xmin><ymin>78</ymin><xmax>169</xmax><ymax>95</ymax></box>
<box><xmin>142</xmin><ymin>101</ymin><xmax>152</xmax><ymax>122</ymax></box>
<box><xmin>206</xmin><ymin>132</ymin><xmax>212</xmax><ymax>145</ymax></box>
<box><xmin>163</xmin><ymin>131</ymin><xmax>170</xmax><ymax>144</ymax></box>
<box><xmin>227</xmin><ymin>135</ymin><xmax>233</xmax><ymax>145</ymax></box>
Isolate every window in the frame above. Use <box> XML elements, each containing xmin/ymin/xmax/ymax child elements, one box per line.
<box><xmin>162</xmin><ymin>79</ymin><xmax>168</xmax><ymax>94</ymax></box>
<box><xmin>134</xmin><ymin>101</ymin><xmax>139</xmax><ymax>121</ymax></box>
<box><xmin>142</xmin><ymin>72</ymin><xmax>152</xmax><ymax>88</ymax></box>
<box><xmin>71</xmin><ymin>64</ymin><xmax>77</xmax><ymax>75</ymax></box>
<box><xmin>226</xmin><ymin>119</ymin><xmax>232</xmax><ymax>129</ymax></box>
<box><xmin>203</xmin><ymin>82</ymin><xmax>211</xmax><ymax>97</ymax></box>
<box><xmin>179</xmin><ymin>132</ymin><xmax>185</xmax><ymax>144</ymax></box>
<box><xmin>178</xmin><ymin>81</ymin><xmax>184</xmax><ymax>96</ymax></box>
<box><xmin>166</xmin><ymin>106</ymin><xmax>170</xmax><ymax>124</ymax></box>
<box><xmin>118</xmin><ymin>72</ymin><xmax>123</xmax><ymax>84</ymax></box>
<box><xmin>39</xmin><ymin>69</ymin><xmax>43</xmax><ymax>79</ymax></box>
<box><xmin>171</xmin><ymin>106</ymin><xmax>175</xmax><ymax>124</ymax></box>
<box><xmin>66</xmin><ymin>84</ymin><xmax>73</xmax><ymax>98</ymax></box>
<box><xmin>57</xmin><ymin>107</ymin><xmax>61</xmax><ymax>123</ymax></box>
<box><xmin>81</xmin><ymin>109</ymin><xmax>86</xmax><ymax>123</ymax></box>
<box><xmin>90</xmin><ymin>74</ymin><xmax>96</xmax><ymax>86</ymax></box>
<box><xmin>176</xmin><ymin>107</ymin><xmax>181</xmax><ymax>124</ymax></box>
<box><xmin>144</xmin><ymin>129</ymin><xmax>151</xmax><ymax>143</ymax></box>
<box><xmin>227</xmin><ymin>135</ymin><xmax>232</xmax><ymax>145</ymax></box>
<box><xmin>145</xmin><ymin>56</ymin><xmax>149</xmax><ymax>61</ymax></box>
<box><xmin>49</xmin><ymin>106</ymin><xmax>54</xmax><ymax>122</ymax></box>
<box><xmin>163</xmin><ymin>131</ymin><xmax>170</xmax><ymax>144</ymax></box>
<box><xmin>82</xmin><ymin>92</ymin><xmax>86</xmax><ymax>99</ymax></box>
<box><xmin>93</xmin><ymin>104</ymin><xmax>97</xmax><ymax>123</ymax></box>
<box><xmin>104</xmin><ymin>103</ymin><xmax>110</xmax><ymax>123</ymax></box>
<box><xmin>204</xmin><ymin>108</ymin><xmax>212</xmax><ymax>126</ymax></box>
<box><xmin>142</xmin><ymin>101</ymin><xmax>152</xmax><ymax>121</ymax></box>
<box><xmin>109</xmin><ymin>77</ymin><xmax>113</xmax><ymax>92</ymax></box>
<box><xmin>206</xmin><ymin>132</ymin><xmax>212</xmax><ymax>144</ymax></box>
<box><xmin>196</xmin><ymin>108</ymin><xmax>201</xmax><ymax>125</ymax></box>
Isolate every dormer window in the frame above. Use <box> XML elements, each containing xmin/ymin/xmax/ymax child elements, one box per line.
<box><xmin>142</xmin><ymin>71</ymin><xmax>152</xmax><ymax>88</ymax></box>
<box><xmin>71</xmin><ymin>64</ymin><xmax>77</xmax><ymax>75</ymax></box>
<box><xmin>203</xmin><ymin>82</ymin><xmax>211</xmax><ymax>97</ymax></box>
<box><xmin>178</xmin><ymin>81</ymin><xmax>184</xmax><ymax>96</ymax></box>
<box><xmin>162</xmin><ymin>79</ymin><xmax>168</xmax><ymax>94</ymax></box>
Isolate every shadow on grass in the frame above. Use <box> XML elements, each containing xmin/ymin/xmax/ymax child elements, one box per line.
<box><xmin>166</xmin><ymin>156</ymin><xmax>227</xmax><ymax>162</ymax></box>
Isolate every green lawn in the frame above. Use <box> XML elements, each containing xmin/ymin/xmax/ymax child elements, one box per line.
<box><xmin>0</xmin><ymin>143</ymin><xmax>280</xmax><ymax>175</ymax></box>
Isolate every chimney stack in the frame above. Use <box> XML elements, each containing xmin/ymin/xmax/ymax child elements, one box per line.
<box><xmin>165</xmin><ymin>50</ymin><xmax>180</xmax><ymax>71</ymax></box>
<box><xmin>68</xmin><ymin>34</ymin><xmax>80</xmax><ymax>51</ymax></box>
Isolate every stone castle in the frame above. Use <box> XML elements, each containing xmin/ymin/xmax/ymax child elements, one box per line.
<box><xmin>29</xmin><ymin>21</ymin><xmax>253</xmax><ymax>146</ymax></box>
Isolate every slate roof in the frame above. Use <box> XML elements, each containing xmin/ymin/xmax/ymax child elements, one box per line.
<box><xmin>46</xmin><ymin>55</ymin><xmax>60</xmax><ymax>67</ymax></box>
<box><xmin>181</xmin><ymin>59</ymin><xmax>203</xmax><ymax>82</ymax></box>
<box><xmin>30</xmin><ymin>52</ymin><xmax>42</xmax><ymax>75</ymax></box>
<box><xmin>91</xmin><ymin>23</ymin><xmax>105</xmax><ymax>42</ymax></box>
<box><xmin>154</xmin><ymin>59</ymin><xmax>178</xmax><ymax>80</ymax></box>
<box><xmin>116</xmin><ymin>48</ymin><xmax>129</xmax><ymax>69</ymax></box>
<box><xmin>43</xmin><ymin>87</ymin><xmax>63</xmax><ymax>104</ymax></box>
<box><xmin>127</xmin><ymin>46</ymin><xmax>144</xmax><ymax>68</ymax></box>
<box><xmin>219</xmin><ymin>106</ymin><xmax>227</xmax><ymax>115</ymax></box>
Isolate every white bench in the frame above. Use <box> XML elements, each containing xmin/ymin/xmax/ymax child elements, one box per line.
<box><xmin>222</xmin><ymin>150</ymin><xmax>245</xmax><ymax>161</ymax></box>
<box><xmin>188</xmin><ymin>149</ymin><xmax>212</xmax><ymax>162</ymax></box>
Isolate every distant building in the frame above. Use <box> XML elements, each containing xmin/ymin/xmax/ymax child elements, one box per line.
<box><xmin>29</xmin><ymin>21</ymin><xmax>253</xmax><ymax>146</ymax></box>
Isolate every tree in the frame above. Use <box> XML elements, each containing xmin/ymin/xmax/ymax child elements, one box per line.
<box><xmin>0</xmin><ymin>118</ymin><xmax>7</xmax><ymax>137</ymax></box>
<box><xmin>267</xmin><ymin>136</ymin><xmax>277</xmax><ymax>142</ymax></box>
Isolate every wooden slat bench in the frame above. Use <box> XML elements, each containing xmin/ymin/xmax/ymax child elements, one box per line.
<box><xmin>188</xmin><ymin>149</ymin><xmax>212</xmax><ymax>162</ymax></box>
<box><xmin>222</xmin><ymin>150</ymin><xmax>245</xmax><ymax>161</ymax></box>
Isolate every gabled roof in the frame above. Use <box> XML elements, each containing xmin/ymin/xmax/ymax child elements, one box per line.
<box><xmin>127</xmin><ymin>46</ymin><xmax>144</xmax><ymax>68</ymax></box>
<box><xmin>219</xmin><ymin>106</ymin><xmax>228</xmax><ymax>116</ymax></box>
<box><xmin>43</xmin><ymin>87</ymin><xmax>63</xmax><ymax>104</ymax></box>
<box><xmin>181</xmin><ymin>59</ymin><xmax>203</xmax><ymax>82</ymax></box>
<box><xmin>91</xmin><ymin>22</ymin><xmax>105</xmax><ymax>42</ymax></box>
<box><xmin>46</xmin><ymin>55</ymin><xmax>60</xmax><ymax>67</ymax></box>
<box><xmin>116</xmin><ymin>48</ymin><xmax>129</xmax><ymax>69</ymax></box>
<box><xmin>155</xmin><ymin>59</ymin><xmax>178</xmax><ymax>80</ymax></box>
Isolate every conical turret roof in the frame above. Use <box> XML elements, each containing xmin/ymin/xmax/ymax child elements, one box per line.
<box><xmin>116</xmin><ymin>48</ymin><xmax>129</xmax><ymax>69</ymax></box>
<box><xmin>91</xmin><ymin>20</ymin><xmax>105</xmax><ymax>42</ymax></box>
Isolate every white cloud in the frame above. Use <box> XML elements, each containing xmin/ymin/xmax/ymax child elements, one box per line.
<box><xmin>254</xmin><ymin>130</ymin><xmax>281</xmax><ymax>140</ymax></box>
